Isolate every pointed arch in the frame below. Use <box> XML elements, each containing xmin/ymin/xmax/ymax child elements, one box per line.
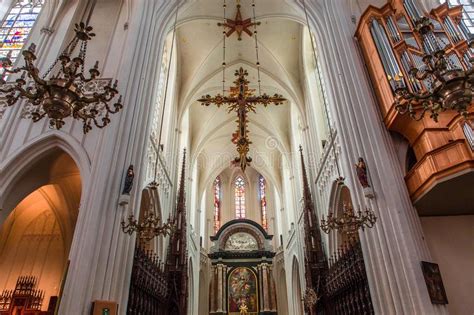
<box><xmin>258</xmin><ymin>174</ymin><xmax>268</xmax><ymax>231</ymax></box>
<box><xmin>213</xmin><ymin>176</ymin><xmax>222</xmax><ymax>234</ymax></box>
<box><xmin>291</xmin><ymin>256</ymin><xmax>304</xmax><ymax>315</ymax></box>
<box><xmin>0</xmin><ymin>133</ymin><xmax>90</xmax><ymax>219</ymax></box>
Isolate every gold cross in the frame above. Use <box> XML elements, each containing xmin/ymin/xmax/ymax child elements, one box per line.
<box><xmin>198</xmin><ymin>67</ymin><xmax>286</xmax><ymax>171</ymax></box>
<box><xmin>218</xmin><ymin>4</ymin><xmax>261</xmax><ymax>41</ymax></box>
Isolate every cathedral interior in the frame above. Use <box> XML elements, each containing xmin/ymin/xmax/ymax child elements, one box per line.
<box><xmin>0</xmin><ymin>0</ymin><xmax>472</xmax><ymax>314</ymax></box>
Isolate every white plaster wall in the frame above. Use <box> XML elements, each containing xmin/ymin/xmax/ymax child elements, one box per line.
<box><xmin>420</xmin><ymin>215</ymin><xmax>474</xmax><ymax>315</ymax></box>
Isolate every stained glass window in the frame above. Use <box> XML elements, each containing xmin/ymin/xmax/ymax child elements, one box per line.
<box><xmin>234</xmin><ymin>176</ymin><xmax>245</xmax><ymax>219</ymax></box>
<box><xmin>441</xmin><ymin>0</ymin><xmax>474</xmax><ymax>36</ymax></box>
<box><xmin>213</xmin><ymin>176</ymin><xmax>222</xmax><ymax>234</ymax></box>
<box><xmin>258</xmin><ymin>175</ymin><xmax>268</xmax><ymax>231</ymax></box>
<box><xmin>0</xmin><ymin>0</ymin><xmax>44</xmax><ymax>76</ymax></box>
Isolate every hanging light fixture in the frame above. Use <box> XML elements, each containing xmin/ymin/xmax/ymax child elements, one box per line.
<box><xmin>121</xmin><ymin>0</ymin><xmax>180</xmax><ymax>242</ymax></box>
<box><xmin>121</xmin><ymin>183</ymin><xmax>176</xmax><ymax>243</ymax></box>
<box><xmin>0</xmin><ymin>21</ymin><xmax>123</xmax><ymax>132</ymax></box>
<box><xmin>393</xmin><ymin>18</ymin><xmax>474</xmax><ymax>122</ymax></box>
<box><xmin>320</xmin><ymin>203</ymin><xmax>376</xmax><ymax>239</ymax></box>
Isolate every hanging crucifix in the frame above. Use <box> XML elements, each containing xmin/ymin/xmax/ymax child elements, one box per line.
<box><xmin>218</xmin><ymin>3</ymin><xmax>260</xmax><ymax>41</ymax></box>
<box><xmin>198</xmin><ymin>67</ymin><xmax>286</xmax><ymax>171</ymax></box>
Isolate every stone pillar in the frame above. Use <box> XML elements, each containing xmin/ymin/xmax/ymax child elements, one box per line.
<box><xmin>222</xmin><ymin>265</ymin><xmax>228</xmax><ymax>313</ymax></box>
<box><xmin>269</xmin><ymin>265</ymin><xmax>277</xmax><ymax>311</ymax></box>
<box><xmin>209</xmin><ymin>266</ymin><xmax>216</xmax><ymax>313</ymax></box>
<box><xmin>257</xmin><ymin>264</ymin><xmax>263</xmax><ymax>312</ymax></box>
<box><xmin>302</xmin><ymin>1</ymin><xmax>449</xmax><ymax>314</ymax></box>
<box><xmin>216</xmin><ymin>264</ymin><xmax>224</xmax><ymax>312</ymax></box>
<box><xmin>262</xmin><ymin>263</ymin><xmax>270</xmax><ymax>311</ymax></box>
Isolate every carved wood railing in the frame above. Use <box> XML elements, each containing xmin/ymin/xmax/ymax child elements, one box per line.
<box><xmin>325</xmin><ymin>240</ymin><xmax>374</xmax><ymax>315</ymax></box>
<box><xmin>0</xmin><ymin>276</ymin><xmax>56</xmax><ymax>315</ymax></box>
<box><xmin>126</xmin><ymin>246</ymin><xmax>169</xmax><ymax>315</ymax></box>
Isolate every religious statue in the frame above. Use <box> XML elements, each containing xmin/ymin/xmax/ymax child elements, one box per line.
<box><xmin>122</xmin><ymin>165</ymin><xmax>134</xmax><ymax>194</ymax></box>
<box><xmin>355</xmin><ymin>157</ymin><xmax>370</xmax><ymax>188</ymax></box>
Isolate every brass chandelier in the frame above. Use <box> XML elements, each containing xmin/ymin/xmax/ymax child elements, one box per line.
<box><xmin>121</xmin><ymin>183</ymin><xmax>176</xmax><ymax>243</ymax></box>
<box><xmin>0</xmin><ymin>22</ymin><xmax>123</xmax><ymax>132</ymax></box>
<box><xmin>320</xmin><ymin>203</ymin><xmax>377</xmax><ymax>239</ymax></box>
<box><xmin>393</xmin><ymin>17</ymin><xmax>473</xmax><ymax>122</ymax></box>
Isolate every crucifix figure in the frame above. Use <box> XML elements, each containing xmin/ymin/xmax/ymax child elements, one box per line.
<box><xmin>198</xmin><ymin>67</ymin><xmax>286</xmax><ymax>171</ymax></box>
<box><xmin>218</xmin><ymin>3</ymin><xmax>260</xmax><ymax>41</ymax></box>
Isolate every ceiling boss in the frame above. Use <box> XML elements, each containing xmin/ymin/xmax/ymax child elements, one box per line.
<box><xmin>198</xmin><ymin>0</ymin><xmax>286</xmax><ymax>172</ymax></box>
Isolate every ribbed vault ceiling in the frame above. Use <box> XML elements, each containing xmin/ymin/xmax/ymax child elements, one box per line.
<box><xmin>174</xmin><ymin>0</ymin><xmax>308</xmax><ymax>196</ymax></box>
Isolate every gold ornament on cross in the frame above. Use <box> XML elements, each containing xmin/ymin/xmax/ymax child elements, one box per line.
<box><xmin>198</xmin><ymin>67</ymin><xmax>286</xmax><ymax>171</ymax></box>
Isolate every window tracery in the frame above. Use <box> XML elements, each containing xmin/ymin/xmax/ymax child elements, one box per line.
<box><xmin>258</xmin><ymin>175</ymin><xmax>268</xmax><ymax>231</ymax></box>
<box><xmin>0</xmin><ymin>0</ymin><xmax>44</xmax><ymax>74</ymax></box>
<box><xmin>213</xmin><ymin>176</ymin><xmax>222</xmax><ymax>233</ymax></box>
<box><xmin>234</xmin><ymin>176</ymin><xmax>245</xmax><ymax>219</ymax></box>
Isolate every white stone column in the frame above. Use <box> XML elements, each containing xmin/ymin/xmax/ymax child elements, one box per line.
<box><xmin>56</xmin><ymin>1</ymin><xmax>181</xmax><ymax>314</ymax></box>
<box><xmin>301</xmin><ymin>0</ymin><xmax>449</xmax><ymax>314</ymax></box>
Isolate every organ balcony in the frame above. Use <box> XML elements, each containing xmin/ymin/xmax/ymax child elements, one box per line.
<box><xmin>356</xmin><ymin>0</ymin><xmax>474</xmax><ymax>215</ymax></box>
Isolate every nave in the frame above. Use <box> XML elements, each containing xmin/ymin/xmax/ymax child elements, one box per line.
<box><xmin>0</xmin><ymin>0</ymin><xmax>473</xmax><ymax>314</ymax></box>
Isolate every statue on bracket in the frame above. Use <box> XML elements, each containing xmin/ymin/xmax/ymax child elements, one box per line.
<box><xmin>355</xmin><ymin>157</ymin><xmax>370</xmax><ymax>188</ymax></box>
<box><xmin>122</xmin><ymin>165</ymin><xmax>134</xmax><ymax>195</ymax></box>
<box><xmin>355</xmin><ymin>157</ymin><xmax>375</xmax><ymax>199</ymax></box>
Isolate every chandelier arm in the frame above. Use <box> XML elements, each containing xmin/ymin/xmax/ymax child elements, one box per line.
<box><xmin>91</xmin><ymin>113</ymin><xmax>111</xmax><ymax>129</ymax></box>
<box><xmin>0</xmin><ymin>85</ymin><xmax>16</xmax><ymax>94</ymax></box>
<box><xmin>13</xmin><ymin>85</ymin><xmax>39</xmax><ymax>100</ymax></box>
<box><xmin>2</xmin><ymin>66</ymin><xmax>25</xmax><ymax>76</ymax></box>
<box><xmin>6</xmin><ymin>94</ymin><xmax>23</xmax><ymax>107</ymax></box>
<box><xmin>31</xmin><ymin>110</ymin><xmax>47</xmax><ymax>122</ymax></box>
<box><xmin>23</xmin><ymin>64</ymin><xmax>48</xmax><ymax>87</ymax></box>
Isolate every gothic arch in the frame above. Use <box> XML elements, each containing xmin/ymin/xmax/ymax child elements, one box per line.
<box><xmin>0</xmin><ymin>133</ymin><xmax>90</xmax><ymax>219</ymax></box>
<box><xmin>0</xmin><ymin>142</ymin><xmax>82</xmax><ymax>310</ymax></box>
<box><xmin>136</xmin><ymin>186</ymin><xmax>163</xmax><ymax>253</ymax></box>
<box><xmin>277</xmin><ymin>267</ymin><xmax>289</xmax><ymax>315</ymax></box>
<box><xmin>327</xmin><ymin>180</ymin><xmax>354</xmax><ymax>254</ymax></box>
<box><xmin>291</xmin><ymin>256</ymin><xmax>303</xmax><ymax>315</ymax></box>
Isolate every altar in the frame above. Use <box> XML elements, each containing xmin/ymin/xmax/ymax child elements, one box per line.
<box><xmin>208</xmin><ymin>219</ymin><xmax>278</xmax><ymax>315</ymax></box>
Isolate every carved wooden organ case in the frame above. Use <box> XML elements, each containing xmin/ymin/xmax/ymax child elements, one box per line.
<box><xmin>356</xmin><ymin>0</ymin><xmax>474</xmax><ymax>206</ymax></box>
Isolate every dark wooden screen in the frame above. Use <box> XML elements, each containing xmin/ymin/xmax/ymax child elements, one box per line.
<box><xmin>126</xmin><ymin>246</ymin><xmax>169</xmax><ymax>315</ymax></box>
<box><xmin>325</xmin><ymin>240</ymin><xmax>374</xmax><ymax>315</ymax></box>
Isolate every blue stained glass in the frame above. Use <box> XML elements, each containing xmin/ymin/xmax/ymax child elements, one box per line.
<box><xmin>14</xmin><ymin>21</ymin><xmax>35</xmax><ymax>27</ymax></box>
<box><xmin>3</xmin><ymin>21</ymin><xmax>14</xmax><ymax>27</ymax></box>
<box><xmin>18</xmin><ymin>14</ymin><xmax>38</xmax><ymax>21</ymax></box>
<box><xmin>0</xmin><ymin>0</ymin><xmax>44</xmax><ymax>73</ymax></box>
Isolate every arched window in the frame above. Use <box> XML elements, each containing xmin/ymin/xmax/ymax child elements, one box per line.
<box><xmin>258</xmin><ymin>175</ymin><xmax>268</xmax><ymax>231</ymax></box>
<box><xmin>234</xmin><ymin>176</ymin><xmax>245</xmax><ymax>219</ymax></box>
<box><xmin>0</xmin><ymin>0</ymin><xmax>44</xmax><ymax>74</ymax></box>
<box><xmin>213</xmin><ymin>176</ymin><xmax>222</xmax><ymax>234</ymax></box>
<box><xmin>441</xmin><ymin>0</ymin><xmax>474</xmax><ymax>36</ymax></box>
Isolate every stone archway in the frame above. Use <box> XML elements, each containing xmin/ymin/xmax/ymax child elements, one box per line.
<box><xmin>291</xmin><ymin>257</ymin><xmax>303</xmax><ymax>315</ymax></box>
<box><xmin>0</xmin><ymin>149</ymin><xmax>81</xmax><ymax>314</ymax></box>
